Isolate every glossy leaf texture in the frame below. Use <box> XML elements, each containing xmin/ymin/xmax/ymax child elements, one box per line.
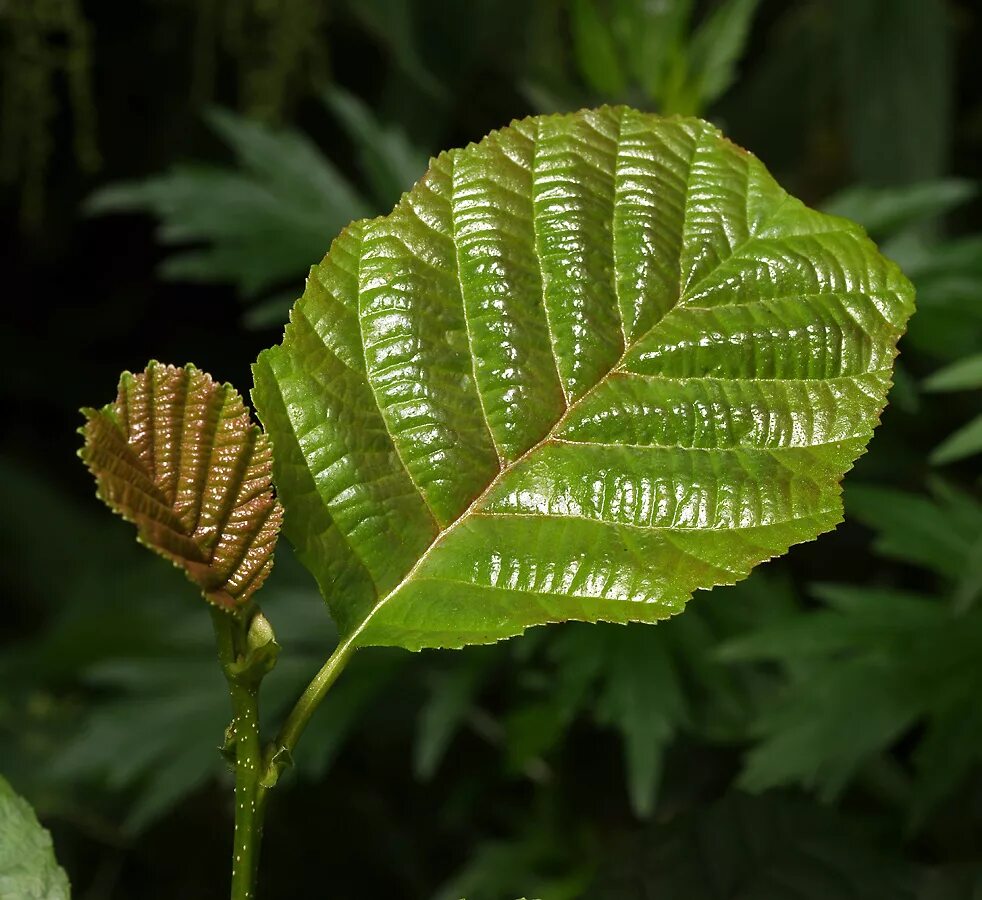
<box><xmin>81</xmin><ymin>361</ymin><xmax>283</xmax><ymax>612</ymax></box>
<box><xmin>253</xmin><ymin>106</ymin><xmax>914</xmax><ymax>651</ymax></box>
<box><xmin>0</xmin><ymin>775</ymin><xmax>70</xmax><ymax>899</ymax></box>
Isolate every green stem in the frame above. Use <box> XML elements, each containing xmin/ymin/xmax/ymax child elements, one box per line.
<box><xmin>257</xmin><ymin>635</ymin><xmax>357</xmax><ymax>803</ymax></box>
<box><xmin>229</xmin><ymin>678</ymin><xmax>262</xmax><ymax>900</ymax></box>
<box><xmin>213</xmin><ymin>610</ymin><xmax>264</xmax><ymax>900</ymax></box>
<box><xmin>211</xmin><ymin>612</ymin><xmax>358</xmax><ymax>897</ymax></box>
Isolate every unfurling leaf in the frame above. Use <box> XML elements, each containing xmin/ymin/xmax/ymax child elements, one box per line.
<box><xmin>0</xmin><ymin>775</ymin><xmax>70</xmax><ymax>899</ymax></box>
<box><xmin>254</xmin><ymin>106</ymin><xmax>915</xmax><ymax>652</ymax></box>
<box><xmin>80</xmin><ymin>361</ymin><xmax>282</xmax><ymax>612</ymax></box>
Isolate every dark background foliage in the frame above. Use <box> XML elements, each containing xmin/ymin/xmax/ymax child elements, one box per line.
<box><xmin>2</xmin><ymin>1</ymin><xmax>981</xmax><ymax>897</ymax></box>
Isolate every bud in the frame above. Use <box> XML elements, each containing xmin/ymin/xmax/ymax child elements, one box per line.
<box><xmin>247</xmin><ymin>611</ymin><xmax>276</xmax><ymax>652</ymax></box>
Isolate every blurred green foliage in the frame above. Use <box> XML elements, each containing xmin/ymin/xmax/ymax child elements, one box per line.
<box><xmin>85</xmin><ymin>90</ymin><xmax>427</xmax><ymax>330</ymax></box>
<box><xmin>0</xmin><ymin>0</ymin><xmax>99</xmax><ymax>226</ymax></box>
<box><xmin>2</xmin><ymin>0</ymin><xmax>981</xmax><ymax>897</ymax></box>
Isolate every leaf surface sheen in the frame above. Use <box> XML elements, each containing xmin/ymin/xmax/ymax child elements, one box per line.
<box><xmin>253</xmin><ymin>106</ymin><xmax>914</xmax><ymax>651</ymax></box>
<box><xmin>81</xmin><ymin>362</ymin><xmax>282</xmax><ymax>611</ymax></box>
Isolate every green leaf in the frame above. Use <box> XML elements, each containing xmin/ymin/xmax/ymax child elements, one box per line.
<box><xmin>846</xmin><ymin>484</ymin><xmax>982</xmax><ymax>583</ymax></box>
<box><xmin>86</xmin><ymin>109</ymin><xmax>371</xmax><ymax>299</ymax></box>
<box><xmin>898</xmin><ymin>235</ymin><xmax>982</xmax><ymax>360</ymax></box>
<box><xmin>683</xmin><ymin>0</ymin><xmax>761</xmax><ymax>112</ymax></box>
<box><xmin>47</xmin><ymin>655</ymin><xmax>229</xmax><ymax>834</ymax></box>
<box><xmin>0</xmin><ymin>775</ymin><xmax>70</xmax><ymax>900</ymax></box>
<box><xmin>413</xmin><ymin>648</ymin><xmax>497</xmax><ymax>780</ymax></box>
<box><xmin>721</xmin><ymin>580</ymin><xmax>982</xmax><ymax>823</ymax></box>
<box><xmin>721</xmin><ymin>585</ymin><xmax>935</xmax><ymax>799</ymax></box>
<box><xmin>593</xmin><ymin>627</ymin><xmax>686</xmax><ymax>817</ymax></box>
<box><xmin>321</xmin><ymin>87</ymin><xmax>429</xmax><ymax>210</ymax></box>
<box><xmin>924</xmin><ymin>354</ymin><xmax>982</xmax><ymax>392</ymax></box>
<box><xmin>344</xmin><ymin>0</ymin><xmax>447</xmax><ymax>102</ymax></box>
<box><xmin>822</xmin><ymin>180</ymin><xmax>976</xmax><ymax>238</ymax></box>
<box><xmin>612</xmin><ymin>0</ymin><xmax>693</xmax><ymax>103</ymax></box>
<box><xmin>498</xmin><ymin>574</ymin><xmax>789</xmax><ymax>815</ymax></box>
<box><xmin>838</xmin><ymin>0</ymin><xmax>952</xmax><ymax>185</ymax></box>
<box><xmin>434</xmin><ymin>813</ymin><xmax>595</xmax><ymax>900</ymax></box>
<box><xmin>253</xmin><ymin>106</ymin><xmax>914</xmax><ymax>652</ymax></box>
<box><xmin>504</xmin><ymin>627</ymin><xmax>608</xmax><ymax>772</ymax></box>
<box><xmin>570</xmin><ymin>0</ymin><xmax>628</xmax><ymax>96</ymax></box>
<box><xmin>931</xmin><ymin>414</ymin><xmax>982</xmax><ymax>466</ymax></box>
<box><xmin>596</xmin><ymin>791</ymin><xmax>916</xmax><ymax>899</ymax></box>
<box><xmin>21</xmin><ymin>540</ymin><xmax>351</xmax><ymax>833</ymax></box>
<box><xmin>80</xmin><ymin>361</ymin><xmax>283</xmax><ymax>612</ymax></box>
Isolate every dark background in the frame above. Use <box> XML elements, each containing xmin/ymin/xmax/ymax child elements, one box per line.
<box><xmin>2</xmin><ymin>1</ymin><xmax>982</xmax><ymax>897</ymax></box>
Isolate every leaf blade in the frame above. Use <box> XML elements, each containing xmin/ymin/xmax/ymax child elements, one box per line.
<box><xmin>931</xmin><ymin>414</ymin><xmax>982</xmax><ymax>466</ymax></box>
<box><xmin>0</xmin><ymin>775</ymin><xmax>70</xmax><ymax>900</ymax></box>
<box><xmin>255</xmin><ymin>107</ymin><xmax>914</xmax><ymax>651</ymax></box>
<box><xmin>81</xmin><ymin>361</ymin><xmax>283</xmax><ymax>611</ymax></box>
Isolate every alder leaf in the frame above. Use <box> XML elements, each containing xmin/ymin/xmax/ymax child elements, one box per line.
<box><xmin>0</xmin><ymin>775</ymin><xmax>70</xmax><ymax>899</ymax></box>
<box><xmin>253</xmin><ymin>106</ymin><xmax>914</xmax><ymax>651</ymax></box>
<box><xmin>80</xmin><ymin>361</ymin><xmax>283</xmax><ymax>612</ymax></box>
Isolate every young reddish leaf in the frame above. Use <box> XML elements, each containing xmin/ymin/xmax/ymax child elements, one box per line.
<box><xmin>80</xmin><ymin>361</ymin><xmax>282</xmax><ymax>612</ymax></box>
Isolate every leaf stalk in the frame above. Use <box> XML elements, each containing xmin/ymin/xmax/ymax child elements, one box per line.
<box><xmin>256</xmin><ymin>635</ymin><xmax>357</xmax><ymax>800</ymax></box>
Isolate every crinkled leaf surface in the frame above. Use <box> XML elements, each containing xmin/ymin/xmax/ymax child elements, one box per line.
<box><xmin>81</xmin><ymin>361</ymin><xmax>282</xmax><ymax>611</ymax></box>
<box><xmin>254</xmin><ymin>106</ymin><xmax>914</xmax><ymax>651</ymax></box>
<box><xmin>0</xmin><ymin>775</ymin><xmax>70</xmax><ymax>899</ymax></box>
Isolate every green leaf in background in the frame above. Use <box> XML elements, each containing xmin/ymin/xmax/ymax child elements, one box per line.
<box><xmin>501</xmin><ymin>622</ymin><xmax>690</xmax><ymax>817</ymax></box>
<box><xmin>592</xmin><ymin>626</ymin><xmax>687</xmax><ymax>817</ymax></box>
<box><xmin>80</xmin><ymin>361</ymin><xmax>282</xmax><ymax>612</ymax></box>
<box><xmin>0</xmin><ymin>464</ymin><xmax>393</xmax><ymax>837</ymax></box>
<box><xmin>0</xmin><ymin>775</ymin><xmax>70</xmax><ymax>900</ymax></box>
<box><xmin>343</xmin><ymin>0</ymin><xmax>447</xmax><ymax>102</ymax></box>
<box><xmin>491</xmin><ymin>572</ymin><xmax>794</xmax><ymax>818</ymax></box>
<box><xmin>413</xmin><ymin>647</ymin><xmax>498</xmax><ymax>781</ymax></box>
<box><xmin>931</xmin><ymin>414</ymin><xmax>982</xmax><ymax>466</ymax></box>
<box><xmin>924</xmin><ymin>354</ymin><xmax>982</xmax><ymax>393</ymax></box>
<box><xmin>549</xmin><ymin>0</ymin><xmax>757</xmax><ymax>116</ymax></box>
<box><xmin>596</xmin><ymin>792</ymin><xmax>915</xmax><ymax>899</ymax></box>
<box><xmin>722</xmin><ymin>585</ymin><xmax>935</xmax><ymax>800</ymax></box>
<box><xmin>321</xmin><ymin>87</ymin><xmax>430</xmax><ymax>211</ymax></box>
<box><xmin>722</xmin><ymin>582</ymin><xmax>982</xmax><ymax>826</ymax></box>
<box><xmin>610</xmin><ymin>0</ymin><xmax>693</xmax><ymax>103</ymax></box>
<box><xmin>254</xmin><ymin>106</ymin><xmax>914</xmax><ymax>653</ymax></box>
<box><xmin>923</xmin><ymin>350</ymin><xmax>982</xmax><ymax>468</ymax></box>
<box><xmin>40</xmin><ymin>562</ymin><xmax>398</xmax><ymax>834</ymax></box>
<box><xmin>679</xmin><ymin>0</ymin><xmax>761</xmax><ymax>114</ymax></box>
<box><xmin>434</xmin><ymin>812</ymin><xmax>595</xmax><ymax>900</ymax></box>
<box><xmin>570</xmin><ymin>0</ymin><xmax>629</xmax><ymax>97</ymax></box>
<box><xmin>720</xmin><ymin>483</ymin><xmax>982</xmax><ymax>823</ymax></box>
<box><xmin>47</xmin><ymin>652</ymin><xmax>229</xmax><ymax>835</ymax></box>
<box><xmin>896</xmin><ymin>234</ymin><xmax>982</xmax><ymax>361</ymax></box>
<box><xmin>919</xmin><ymin>867</ymin><xmax>982</xmax><ymax>900</ymax></box>
<box><xmin>846</xmin><ymin>483</ymin><xmax>982</xmax><ymax>588</ymax></box>
<box><xmin>838</xmin><ymin>0</ymin><xmax>952</xmax><ymax>185</ymax></box>
<box><xmin>86</xmin><ymin>109</ymin><xmax>370</xmax><ymax>300</ymax></box>
<box><xmin>822</xmin><ymin>179</ymin><xmax>976</xmax><ymax>238</ymax></box>
<box><xmin>816</xmin><ymin>181</ymin><xmax>978</xmax><ymax>367</ymax></box>
<box><xmin>86</xmin><ymin>98</ymin><xmax>429</xmax><ymax>331</ymax></box>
